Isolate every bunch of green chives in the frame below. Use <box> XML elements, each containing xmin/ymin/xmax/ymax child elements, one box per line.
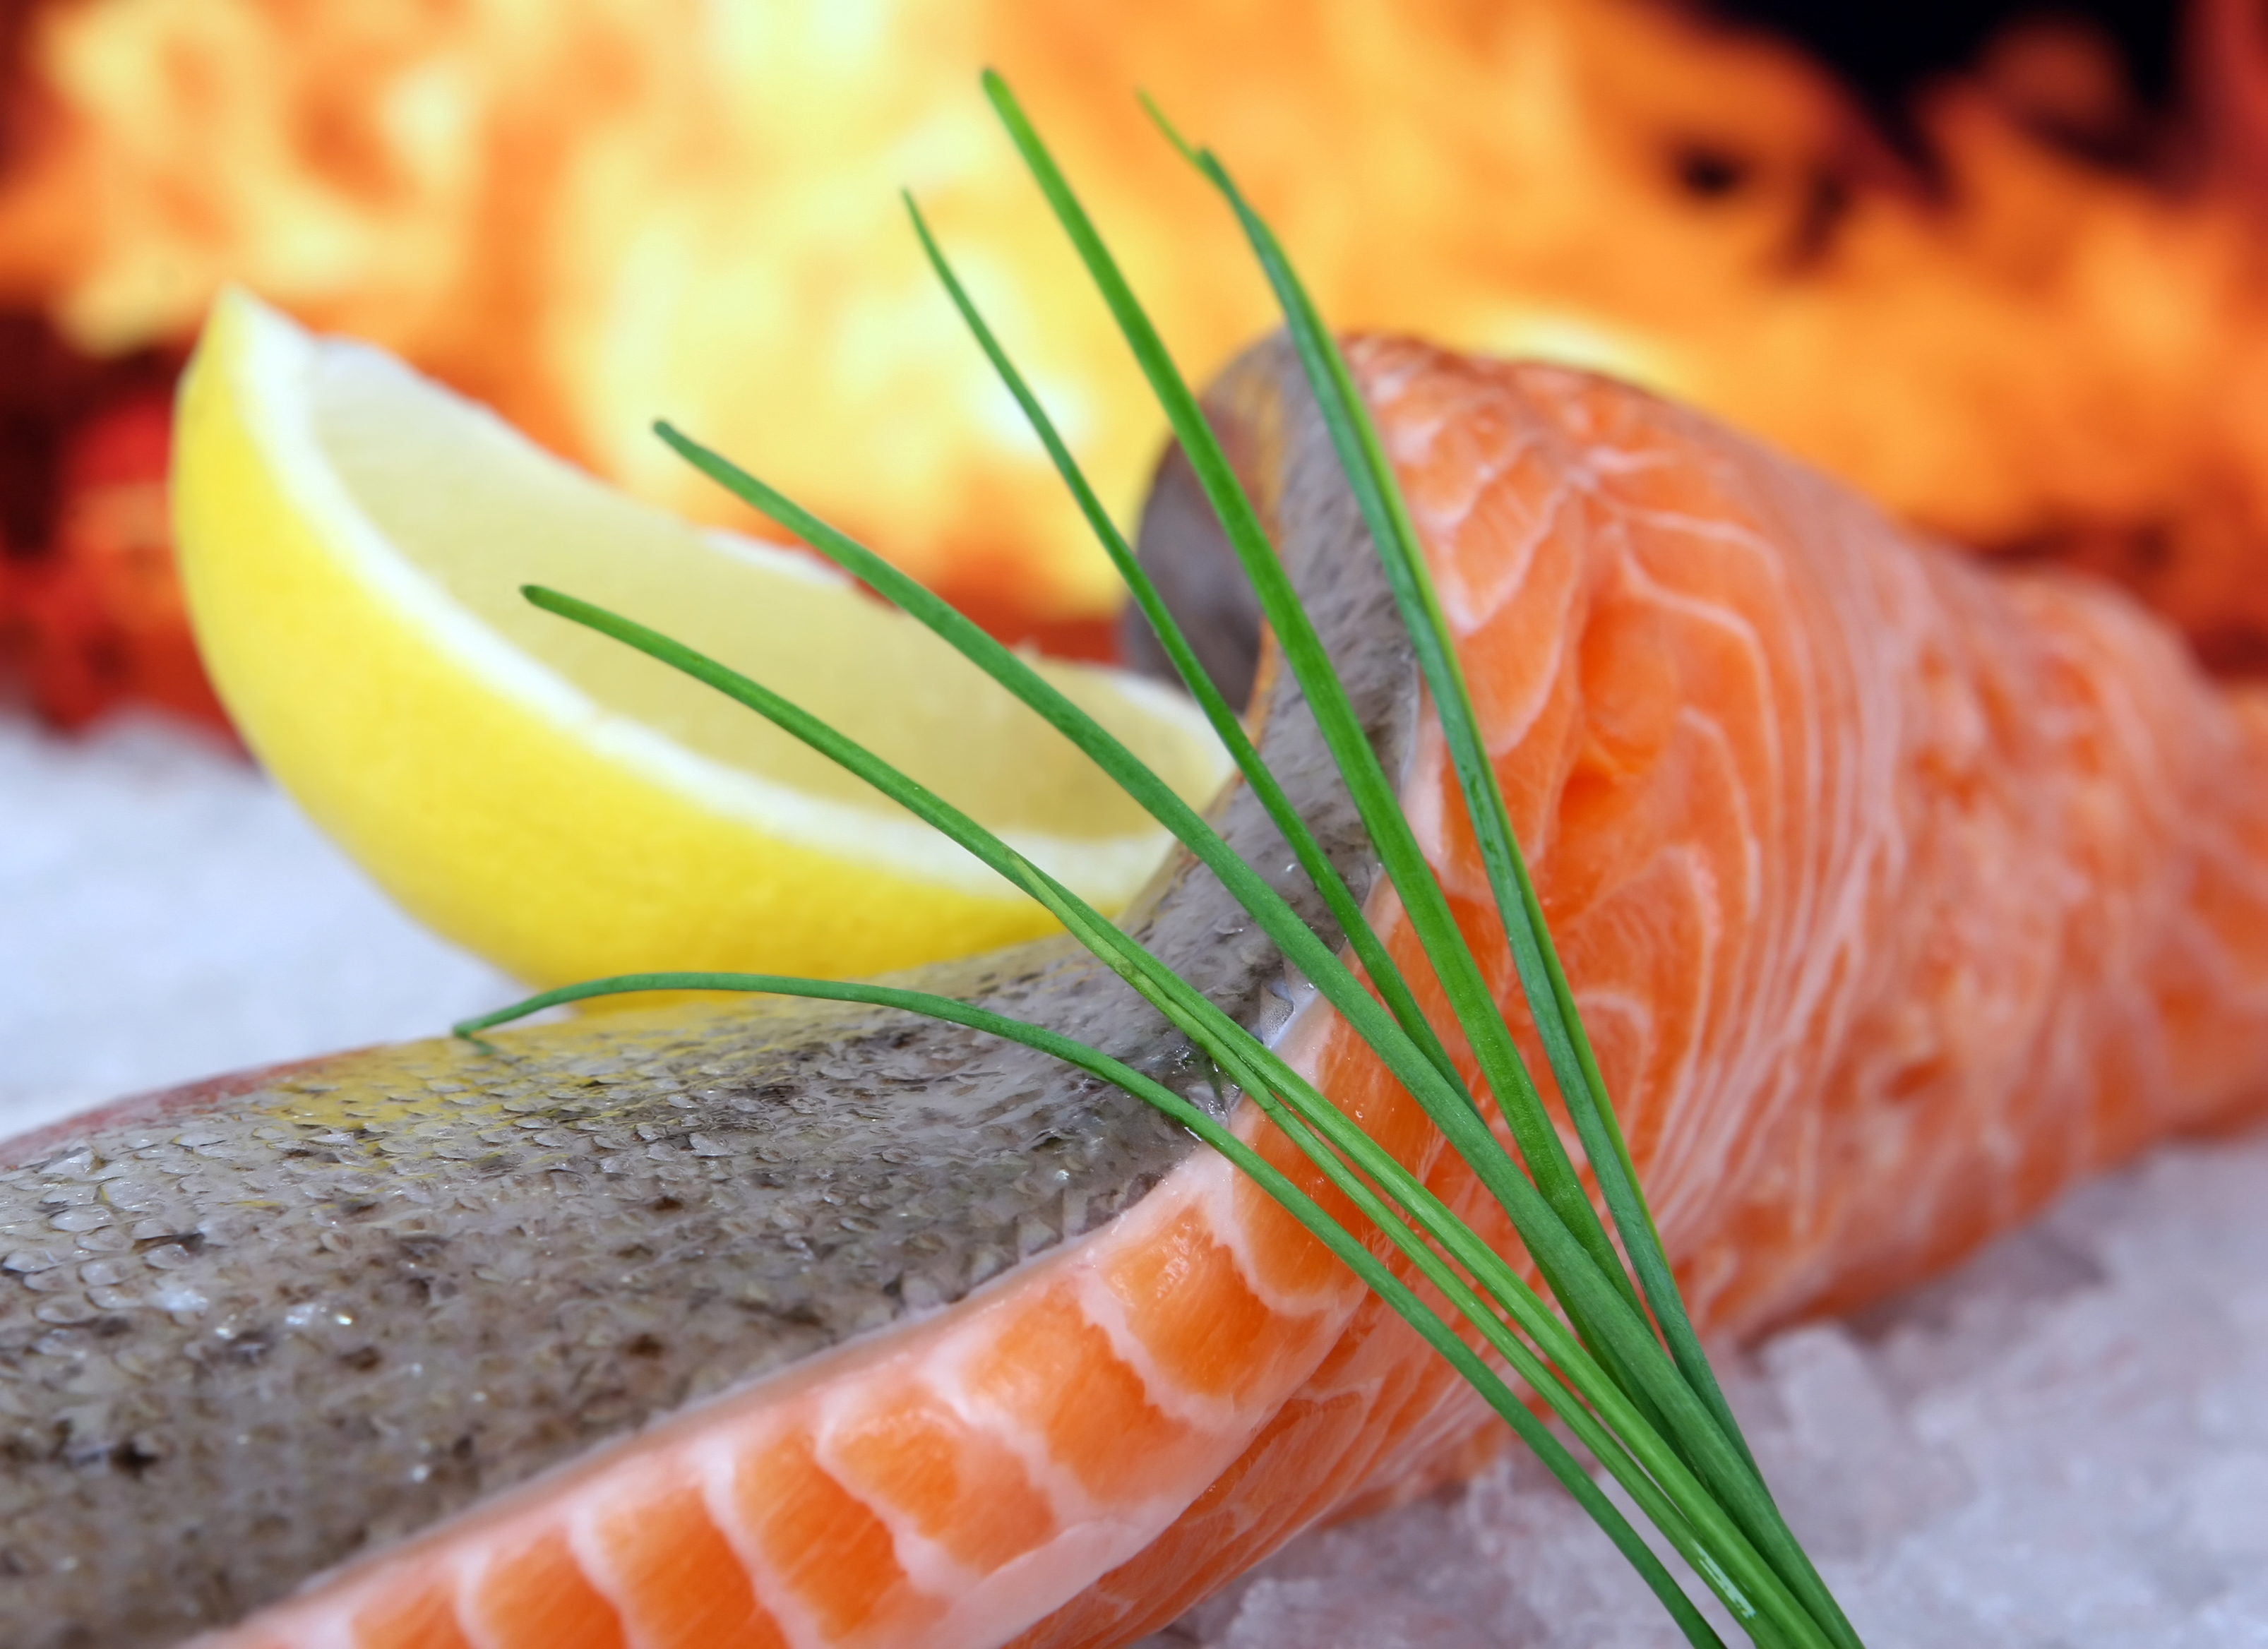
<box><xmin>457</xmin><ymin>75</ymin><xmax>1861</xmax><ymax>1649</ymax></box>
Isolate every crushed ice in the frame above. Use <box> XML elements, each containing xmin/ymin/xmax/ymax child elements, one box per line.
<box><xmin>6</xmin><ymin>714</ymin><xmax>2264</xmax><ymax>1643</ymax></box>
<box><xmin>0</xmin><ymin>713</ymin><xmax>517</xmax><ymax>1137</ymax></box>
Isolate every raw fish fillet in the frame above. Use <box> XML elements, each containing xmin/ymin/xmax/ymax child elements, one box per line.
<box><xmin>4</xmin><ymin>337</ymin><xmax>2266</xmax><ymax>1649</ymax></box>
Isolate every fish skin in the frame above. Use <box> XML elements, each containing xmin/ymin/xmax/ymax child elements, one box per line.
<box><xmin>16</xmin><ymin>332</ymin><xmax>2268</xmax><ymax>1649</ymax></box>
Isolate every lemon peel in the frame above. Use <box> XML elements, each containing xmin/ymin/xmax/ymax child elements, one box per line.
<box><xmin>174</xmin><ymin>288</ymin><xmax>1229</xmax><ymax>989</ymax></box>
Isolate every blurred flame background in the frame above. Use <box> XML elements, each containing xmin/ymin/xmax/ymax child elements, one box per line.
<box><xmin>0</xmin><ymin>0</ymin><xmax>2257</xmax><ymax>733</ymax></box>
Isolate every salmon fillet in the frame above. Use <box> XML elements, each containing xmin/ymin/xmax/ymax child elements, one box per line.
<box><xmin>10</xmin><ymin>335</ymin><xmax>2268</xmax><ymax>1648</ymax></box>
<box><xmin>998</xmin><ymin>336</ymin><xmax>2268</xmax><ymax>1645</ymax></box>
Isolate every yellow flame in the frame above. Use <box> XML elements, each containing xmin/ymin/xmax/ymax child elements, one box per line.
<box><xmin>5</xmin><ymin>0</ymin><xmax>2265</xmax><ymax>654</ymax></box>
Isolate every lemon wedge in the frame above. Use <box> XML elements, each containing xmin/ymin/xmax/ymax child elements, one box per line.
<box><xmin>173</xmin><ymin>289</ymin><xmax>1231</xmax><ymax>990</ymax></box>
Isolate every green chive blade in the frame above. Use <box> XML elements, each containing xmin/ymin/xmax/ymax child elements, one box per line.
<box><xmin>1154</xmin><ymin>120</ymin><xmax>1861</xmax><ymax>1649</ymax></box>
<box><xmin>487</xmin><ymin>73</ymin><xmax>1873</xmax><ymax>1647</ymax></box>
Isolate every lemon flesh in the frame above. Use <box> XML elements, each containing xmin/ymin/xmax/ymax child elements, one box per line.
<box><xmin>174</xmin><ymin>289</ymin><xmax>1231</xmax><ymax>990</ymax></box>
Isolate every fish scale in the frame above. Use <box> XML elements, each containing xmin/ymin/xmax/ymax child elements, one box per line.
<box><xmin>13</xmin><ymin>331</ymin><xmax>2268</xmax><ymax>1646</ymax></box>
<box><xmin>0</xmin><ymin>339</ymin><xmax>1415</xmax><ymax>1648</ymax></box>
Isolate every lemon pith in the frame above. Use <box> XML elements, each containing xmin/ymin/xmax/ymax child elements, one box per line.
<box><xmin>174</xmin><ymin>289</ymin><xmax>1231</xmax><ymax>990</ymax></box>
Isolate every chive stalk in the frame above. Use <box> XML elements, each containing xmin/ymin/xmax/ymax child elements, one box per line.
<box><xmin>474</xmin><ymin>589</ymin><xmax>1825</xmax><ymax>1645</ymax></box>
<box><xmin>457</xmin><ymin>76</ymin><xmax>1863</xmax><ymax>1648</ymax></box>
<box><xmin>1136</xmin><ymin>103</ymin><xmax>1854</xmax><ymax>1645</ymax></box>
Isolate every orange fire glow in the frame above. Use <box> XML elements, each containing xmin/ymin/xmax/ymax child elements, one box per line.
<box><xmin>1</xmin><ymin>0</ymin><xmax>2264</xmax><ymax>728</ymax></box>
